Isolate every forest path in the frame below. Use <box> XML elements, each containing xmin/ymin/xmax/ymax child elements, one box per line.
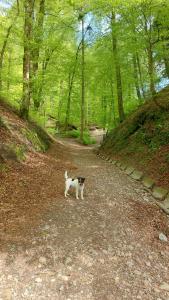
<box><xmin>0</xmin><ymin>138</ymin><xmax>169</xmax><ymax>300</ymax></box>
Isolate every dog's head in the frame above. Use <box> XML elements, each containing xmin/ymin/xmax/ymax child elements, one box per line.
<box><xmin>77</xmin><ymin>177</ymin><xmax>85</xmax><ymax>186</ymax></box>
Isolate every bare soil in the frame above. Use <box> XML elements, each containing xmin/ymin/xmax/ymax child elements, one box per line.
<box><xmin>102</xmin><ymin>144</ymin><xmax>169</xmax><ymax>190</ymax></box>
<box><xmin>0</xmin><ymin>138</ymin><xmax>169</xmax><ymax>300</ymax></box>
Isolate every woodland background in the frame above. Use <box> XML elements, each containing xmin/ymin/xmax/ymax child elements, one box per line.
<box><xmin>0</xmin><ymin>0</ymin><xmax>169</xmax><ymax>143</ymax></box>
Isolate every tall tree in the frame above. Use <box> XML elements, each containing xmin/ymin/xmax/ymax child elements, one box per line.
<box><xmin>31</xmin><ymin>0</ymin><xmax>45</xmax><ymax>108</ymax></box>
<box><xmin>65</xmin><ymin>42</ymin><xmax>81</xmax><ymax>129</ymax></box>
<box><xmin>20</xmin><ymin>0</ymin><xmax>34</xmax><ymax>119</ymax></box>
<box><xmin>111</xmin><ymin>12</ymin><xmax>125</xmax><ymax>123</ymax></box>
<box><xmin>132</xmin><ymin>54</ymin><xmax>142</xmax><ymax>101</ymax></box>
<box><xmin>80</xmin><ymin>11</ymin><xmax>85</xmax><ymax>141</ymax></box>
<box><xmin>0</xmin><ymin>0</ymin><xmax>19</xmax><ymax>91</ymax></box>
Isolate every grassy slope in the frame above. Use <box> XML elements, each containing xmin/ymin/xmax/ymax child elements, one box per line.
<box><xmin>0</xmin><ymin>98</ymin><xmax>53</xmax><ymax>163</ymax></box>
<box><xmin>100</xmin><ymin>86</ymin><xmax>169</xmax><ymax>189</ymax></box>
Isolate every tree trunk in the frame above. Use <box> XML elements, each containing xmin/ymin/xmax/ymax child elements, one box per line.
<box><xmin>136</xmin><ymin>53</ymin><xmax>146</xmax><ymax>99</ymax></box>
<box><xmin>102</xmin><ymin>96</ymin><xmax>107</xmax><ymax>130</ymax></box>
<box><xmin>34</xmin><ymin>43</ymin><xmax>61</xmax><ymax>109</ymax></box>
<box><xmin>31</xmin><ymin>0</ymin><xmax>45</xmax><ymax>107</ymax></box>
<box><xmin>7</xmin><ymin>50</ymin><xmax>12</xmax><ymax>91</ymax></box>
<box><xmin>111</xmin><ymin>12</ymin><xmax>125</xmax><ymax>123</ymax></box>
<box><xmin>142</xmin><ymin>9</ymin><xmax>156</xmax><ymax>97</ymax></box>
<box><xmin>80</xmin><ymin>14</ymin><xmax>85</xmax><ymax>141</ymax></box>
<box><xmin>64</xmin><ymin>42</ymin><xmax>81</xmax><ymax>130</ymax></box>
<box><xmin>0</xmin><ymin>1</ymin><xmax>20</xmax><ymax>91</ymax></box>
<box><xmin>57</xmin><ymin>80</ymin><xmax>63</xmax><ymax>126</ymax></box>
<box><xmin>65</xmin><ymin>73</ymin><xmax>72</xmax><ymax>130</ymax></box>
<box><xmin>132</xmin><ymin>54</ymin><xmax>142</xmax><ymax>102</ymax></box>
<box><xmin>20</xmin><ymin>0</ymin><xmax>34</xmax><ymax>119</ymax></box>
<box><xmin>147</xmin><ymin>43</ymin><xmax>156</xmax><ymax>96</ymax></box>
<box><xmin>0</xmin><ymin>24</ymin><xmax>13</xmax><ymax>91</ymax></box>
<box><xmin>109</xmin><ymin>79</ymin><xmax>116</xmax><ymax>126</ymax></box>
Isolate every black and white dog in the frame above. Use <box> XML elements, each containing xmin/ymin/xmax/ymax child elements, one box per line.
<box><xmin>64</xmin><ymin>171</ymin><xmax>85</xmax><ymax>200</ymax></box>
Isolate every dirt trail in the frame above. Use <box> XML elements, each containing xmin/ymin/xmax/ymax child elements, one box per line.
<box><xmin>0</xmin><ymin>138</ymin><xmax>169</xmax><ymax>300</ymax></box>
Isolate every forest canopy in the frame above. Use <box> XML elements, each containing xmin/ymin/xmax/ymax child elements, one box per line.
<box><xmin>0</xmin><ymin>0</ymin><xmax>169</xmax><ymax>139</ymax></box>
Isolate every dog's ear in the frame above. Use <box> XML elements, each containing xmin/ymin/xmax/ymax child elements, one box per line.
<box><xmin>77</xmin><ymin>177</ymin><xmax>85</xmax><ymax>184</ymax></box>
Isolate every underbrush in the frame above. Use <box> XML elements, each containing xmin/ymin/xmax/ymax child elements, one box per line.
<box><xmin>65</xmin><ymin>129</ymin><xmax>96</xmax><ymax>145</ymax></box>
<box><xmin>100</xmin><ymin>86</ymin><xmax>169</xmax><ymax>188</ymax></box>
<box><xmin>0</xmin><ymin>116</ymin><xmax>6</xmax><ymax>128</ymax></box>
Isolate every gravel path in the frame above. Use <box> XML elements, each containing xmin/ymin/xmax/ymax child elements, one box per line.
<box><xmin>0</xmin><ymin>139</ymin><xmax>169</xmax><ymax>300</ymax></box>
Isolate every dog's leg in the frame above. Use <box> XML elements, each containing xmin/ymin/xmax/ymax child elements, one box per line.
<box><xmin>64</xmin><ymin>189</ymin><xmax>68</xmax><ymax>197</ymax></box>
<box><xmin>80</xmin><ymin>185</ymin><xmax>84</xmax><ymax>200</ymax></box>
<box><xmin>75</xmin><ymin>187</ymin><xmax>79</xmax><ymax>199</ymax></box>
<box><xmin>65</xmin><ymin>183</ymin><xmax>70</xmax><ymax>197</ymax></box>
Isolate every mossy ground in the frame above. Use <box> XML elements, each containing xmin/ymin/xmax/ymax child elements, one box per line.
<box><xmin>101</xmin><ymin>86</ymin><xmax>169</xmax><ymax>188</ymax></box>
<box><xmin>0</xmin><ymin>100</ymin><xmax>52</xmax><ymax>168</ymax></box>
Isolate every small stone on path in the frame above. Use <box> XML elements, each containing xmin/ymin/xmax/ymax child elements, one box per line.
<box><xmin>159</xmin><ymin>233</ymin><xmax>168</xmax><ymax>242</ymax></box>
<box><xmin>160</xmin><ymin>282</ymin><xmax>169</xmax><ymax>291</ymax></box>
<box><xmin>35</xmin><ymin>277</ymin><xmax>42</xmax><ymax>283</ymax></box>
<box><xmin>39</xmin><ymin>256</ymin><xmax>47</xmax><ymax>264</ymax></box>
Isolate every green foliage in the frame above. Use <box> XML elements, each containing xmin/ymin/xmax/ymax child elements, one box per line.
<box><xmin>46</xmin><ymin>127</ymin><xmax>57</xmax><ymax>135</ymax></box>
<box><xmin>0</xmin><ymin>0</ymin><xmax>169</xmax><ymax>136</ymax></box>
<box><xmin>0</xmin><ymin>163</ymin><xmax>8</xmax><ymax>173</ymax></box>
<box><xmin>21</xmin><ymin>128</ymin><xmax>46</xmax><ymax>152</ymax></box>
<box><xmin>12</xmin><ymin>144</ymin><xmax>26</xmax><ymax>161</ymax></box>
<box><xmin>165</xmin><ymin>153</ymin><xmax>169</xmax><ymax>164</ymax></box>
<box><xmin>4</xmin><ymin>143</ymin><xmax>26</xmax><ymax>162</ymax></box>
<box><xmin>82</xmin><ymin>134</ymin><xmax>96</xmax><ymax>145</ymax></box>
<box><xmin>65</xmin><ymin>129</ymin><xmax>80</xmax><ymax>138</ymax></box>
<box><xmin>65</xmin><ymin>129</ymin><xmax>96</xmax><ymax>145</ymax></box>
<box><xmin>0</xmin><ymin>116</ymin><xmax>4</xmax><ymax>127</ymax></box>
<box><xmin>0</xmin><ymin>115</ymin><xmax>8</xmax><ymax>129</ymax></box>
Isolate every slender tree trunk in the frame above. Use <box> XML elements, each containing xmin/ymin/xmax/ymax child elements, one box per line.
<box><xmin>35</xmin><ymin>49</ymin><xmax>54</xmax><ymax>109</ymax></box>
<box><xmin>56</xmin><ymin>80</ymin><xmax>63</xmax><ymax>126</ymax></box>
<box><xmin>132</xmin><ymin>54</ymin><xmax>142</xmax><ymax>102</ymax></box>
<box><xmin>142</xmin><ymin>10</ymin><xmax>156</xmax><ymax>97</ymax></box>
<box><xmin>102</xmin><ymin>96</ymin><xmax>107</xmax><ymax>130</ymax></box>
<box><xmin>109</xmin><ymin>79</ymin><xmax>116</xmax><ymax>126</ymax></box>
<box><xmin>20</xmin><ymin>0</ymin><xmax>34</xmax><ymax>119</ymax></box>
<box><xmin>86</xmin><ymin>90</ymin><xmax>89</xmax><ymax>127</ymax></box>
<box><xmin>0</xmin><ymin>1</ymin><xmax>19</xmax><ymax>91</ymax></box>
<box><xmin>131</xmin><ymin>24</ymin><xmax>145</xmax><ymax>100</ymax></box>
<box><xmin>80</xmin><ymin>14</ymin><xmax>85</xmax><ymax>141</ymax></box>
<box><xmin>35</xmin><ymin>42</ymin><xmax>62</xmax><ymax>109</ymax></box>
<box><xmin>111</xmin><ymin>12</ymin><xmax>125</xmax><ymax>123</ymax></box>
<box><xmin>64</xmin><ymin>42</ymin><xmax>81</xmax><ymax>130</ymax></box>
<box><xmin>7</xmin><ymin>50</ymin><xmax>12</xmax><ymax>91</ymax></box>
<box><xmin>0</xmin><ymin>25</ymin><xmax>13</xmax><ymax>91</ymax></box>
<box><xmin>65</xmin><ymin>73</ymin><xmax>72</xmax><ymax>130</ymax></box>
<box><xmin>31</xmin><ymin>0</ymin><xmax>45</xmax><ymax>107</ymax></box>
<box><xmin>136</xmin><ymin>53</ymin><xmax>145</xmax><ymax>99</ymax></box>
<box><xmin>147</xmin><ymin>43</ymin><xmax>156</xmax><ymax>96</ymax></box>
<box><xmin>37</xmin><ymin>62</ymin><xmax>46</xmax><ymax>108</ymax></box>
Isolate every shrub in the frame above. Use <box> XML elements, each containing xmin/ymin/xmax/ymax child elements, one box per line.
<box><xmin>82</xmin><ymin>131</ymin><xmax>96</xmax><ymax>145</ymax></box>
<box><xmin>14</xmin><ymin>145</ymin><xmax>26</xmax><ymax>161</ymax></box>
<box><xmin>47</xmin><ymin>127</ymin><xmax>57</xmax><ymax>136</ymax></box>
<box><xmin>65</xmin><ymin>129</ymin><xmax>96</xmax><ymax>145</ymax></box>
<box><xmin>0</xmin><ymin>116</ymin><xmax>5</xmax><ymax>128</ymax></box>
<box><xmin>21</xmin><ymin>128</ymin><xmax>47</xmax><ymax>152</ymax></box>
<box><xmin>65</xmin><ymin>129</ymin><xmax>80</xmax><ymax>138</ymax></box>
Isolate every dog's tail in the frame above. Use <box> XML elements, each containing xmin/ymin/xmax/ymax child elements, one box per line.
<box><xmin>64</xmin><ymin>170</ymin><xmax>68</xmax><ymax>179</ymax></box>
